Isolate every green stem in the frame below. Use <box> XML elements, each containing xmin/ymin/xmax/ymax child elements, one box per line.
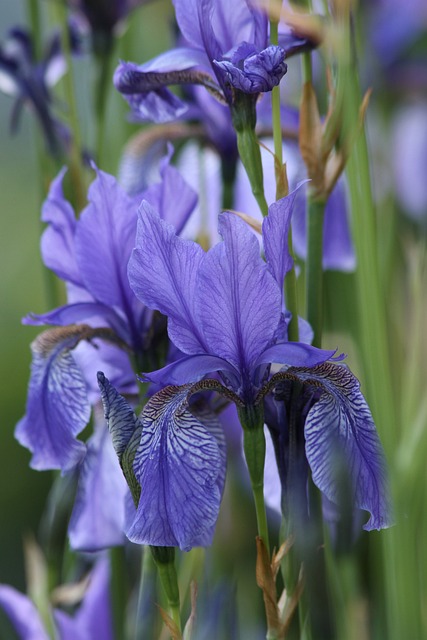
<box><xmin>26</xmin><ymin>0</ymin><xmax>42</xmax><ymax>60</ymax></box>
<box><xmin>55</xmin><ymin>2</ymin><xmax>86</xmax><ymax>211</ymax></box>
<box><xmin>94</xmin><ymin>47</ymin><xmax>115</xmax><ymax>167</ymax></box>
<box><xmin>238</xmin><ymin>404</ymin><xmax>270</xmax><ymax>555</ymax></box>
<box><xmin>109</xmin><ymin>546</ymin><xmax>127</xmax><ymax>640</ymax></box>
<box><xmin>134</xmin><ymin>547</ymin><xmax>157</xmax><ymax>639</ymax></box>
<box><xmin>151</xmin><ymin>547</ymin><xmax>181</xmax><ymax>635</ymax></box>
<box><xmin>231</xmin><ymin>93</ymin><xmax>268</xmax><ymax>217</ymax></box>
<box><xmin>305</xmin><ymin>197</ymin><xmax>326</xmax><ymax>347</ymax></box>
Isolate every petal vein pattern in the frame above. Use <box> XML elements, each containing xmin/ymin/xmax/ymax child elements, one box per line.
<box><xmin>296</xmin><ymin>362</ymin><xmax>392</xmax><ymax>530</ymax></box>
<box><xmin>198</xmin><ymin>213</ymin><xmax>281</xmax><ymax>377</ymax></box>
<box><xmin>126</xmin><ymin>385</ymin><xmax>224</xmax><ymax>551</ymax></box>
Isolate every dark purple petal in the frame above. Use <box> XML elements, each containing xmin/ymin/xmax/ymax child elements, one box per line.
<box><xmin>127</xmin><ymin>385</ymin><xmax>225</xmax><ymax>550</ymax></box>
<box><xmin>97</xmin><ymin>371</ymin><xmax>138</xmax><ymax>460</ymax></box>
<box><xmin>295</xmin><ymin>362</ymin><xmax>392</xmax><ymax>530</ymax></box>
<box><xmin>255</xmin><ymin>342</ymin><xmax>337</xmax><ymax>370</ymax></box>
<box><xmin>214</xmin><ymin>45</ymin><xmax>287</xmax><ymax>94</ymax></box>
<box><xmin>40</xmin><ymin>168</ymin><xmax>81</xmax><ymax>286</ymax></box>
<box><xmin>0</xmin><ymin>586</ymin><xmax>48</xmax><ymax>640</ymax></box>
<box><xmin>75</xmin><ymin>166</ymin><xmax>137</xmax><ymax>310</ymax></box>
<box><xmin>68</xmin><ymin>422</ymin><xmax>128</xmax><ymax>552</ymax></box>
<box><xmin>54</xmin><ymin>558</ymin><xmax>113</xmax><ymax>640</ymax></box>
<box><xmin>15</xmin><ymin>328</ymin><xmax>89</xmax><ymax>472</ymax></box>
<box><xmin>142</xmin><ymin>354</ymin><xmax>240</xmax><ymax>388</ymax></box>
<box><xmin>197</xmin><ymin>212</ymin><xmax>281</xmax><ymax>380</ymax></box>
<box><xmin>128</xmin><ymin>201</ymin><xmax>206</xmax><ymax>354</ymax></box>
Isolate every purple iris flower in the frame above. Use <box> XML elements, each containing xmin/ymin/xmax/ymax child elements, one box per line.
<box><xmin>0</xmin><ymin>558</ymin><xmax>113</xmax><ymax>640</ymax></box>
<box><xmin>113</xmin><ymin>0</ymin><xmax>312</xmax><ymax>123</ymax></box>
<box><xmin>98</xmin><ymin>188</ymin><xmax>390</xmax><ymax>551</ymax></box>
<box><xmin>0</xmin><ymin>26</ymin><xmax>80</xmax><ymax>156</ymax></box>
<box><xmin>16</xmin><ymin>150</ymin><xmax>196</xmax><ymax>476</ymax></box>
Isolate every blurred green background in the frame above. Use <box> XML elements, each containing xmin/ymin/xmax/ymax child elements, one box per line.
<box><xmin>0</xmin><ymin>1</ymin><xmax>51</xmax><ymax>593</ymax></box>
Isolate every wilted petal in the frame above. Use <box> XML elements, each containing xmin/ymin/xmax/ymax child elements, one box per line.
<box><xmin>0</xmin><ymin>586</ymin><xmax>48</xmax><ymax>640</ymax></box>
<box><xmin>15</xmin><ymin>328</ymin><xmax>89</xmax><ymax>472</ymax></box>
<box><xmin>197</xmin><ymin>212</ymin><xmax>281</xmax><ymax>380</ymax></box>
<box><xmin>128</xmin><ymin>201</ymin><xmax>206</xmax><ymax>354</ymax></box>
<box><xmin>75</xmin><ymin>167</ymin><xmax>138</xmax><ymax>309</ymax></box>
<box><xmin>295</xmin><ymin>362</ymin><xmax>392</xmax><ymax>530</ymax></box>
<box><xmin>54</xmin><ymin>558</ymin><xmax>113</xmax><ymax>640</ymax></box>
<box><xmin>127</xmin><ymin>385</ymin><xmax>225</xmax><ymax>551</ymax></box>
<box><xmin>214</xmin><ymin>45</ymin><xmax>287</xmax><ymax>93</ymax></box>
<box><xmin>68</xmin><ymin>422</ymin><xmax>128</xmax><ymax>552</ymax></box>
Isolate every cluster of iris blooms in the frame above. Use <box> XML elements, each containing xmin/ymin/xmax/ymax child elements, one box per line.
<box><xmin>0</xmin><ymin>0</ymin><xmax>405</xmax><ymax>638</ymax></box>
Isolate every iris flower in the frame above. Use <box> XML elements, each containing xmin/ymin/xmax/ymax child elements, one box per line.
<box><xmin>98</xmin><ymin>189</ymin><xmax>391</xmax><ymax>552</ymax></box>
<box><xmin>16</xmin><ymin>153</ymin><xmax>196</xmax><ymax>550</ymax></box>
<box><xmin>113</xmin><ymin>0</ymin><xmax>312</xmax><ymax>123</ymax></box>
<box><xmin>0</xmin><ymin>26</ymin><xmax>80</xmax><ymax>155</ymax></box>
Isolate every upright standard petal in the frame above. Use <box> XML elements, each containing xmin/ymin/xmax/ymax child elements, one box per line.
<box><xmin>127</xmin><ymin>385</ymin><xmax>225</xmax><ymax>551</ymax></box>
<box><xmin>197</xmin><ymin>212</ymin><xmax>281</xmax><ymax>385</ymax></box>
<box><xmin>262</xmin><ymin>187</ymin><xmax>301</xmax><ymax>292</ymax></box>
<box><xmin>75</xmin><ymin>167</ymin><xmax>138</xmax><ymax>310</ymax></box>
<box><xmin>128</xmin><ymin>201</ymin><xmax>206</xmax><ymax>354</ymax></box>
<box><xmin>294</xmin><ymin>362</ymin><xmax>392</xmax><ymax>530</ymax></box>
<box><xmin>15</xmin><ymin>327</ymin><xmax>89</xmax><ymax>472</ymax></box>
<box><xmin>142</xmin><ymin>146</ymin><xmax>198</xmax><ymax>235</ymax></box>
<box><xmin>40</xmin><ymin>168</ymin><xmax>81</xmax><ymax>286</ymax></box>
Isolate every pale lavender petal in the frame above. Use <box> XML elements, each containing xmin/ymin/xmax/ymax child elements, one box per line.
<box><xmin>296</xmin><ymin>362</ymin><xmax>392</xmax><ymax>530</ymax></box>
<box><xmin>68</xmin><ymin>423</ymin><xmax>128</xmax><ymax>552</ymax></box>
<box><xmin>15</xmin><ymin>329</ymin><xmax>89</xmax><ymax>472</ymax></box>
<box><xmin>40</xmin><ymin>168</ymin><xmax>81</xmax><ymax>286</ymax></box>
<box><xmin>142</xmin><ymin>147</ymin><xmax>198</xmax><ymax>234</ymax></box>
<box><xmin>75</xmin><ymin>167</ymin><xmax>137</xmax><ymax>309</ymax></box>
<box><xmin>263</xmin><ymin>426</ymin><xmax>281</xmax><ymax>515</ymax></box>
<box><xmin>54</xmin><ymin>558</ymin><xmax>113</xmax><ymax>640</ymax></box>
<box><xmin>255</xmin><ymin>342</ymin><xmax>336</xmax><ymax>369</ymax></box>
<box><xmin>128</xmin><ymin>201</ymin><xmax>206</xmax><ymax>354</ymax></box>
<box><xmin>197</xmin><ymin>212</ymin><xmax>281</xmax><ymax>377</ymax></box>
<box><xmin>142</xmin><ymin>354</ymin><xmax>240</xmax><ymax>388</ymax></box>
<box><xmin>0</xmin><ymin>586</ymin><xmax>48</xmax><ymax>640</ymax></box>
<box><xmin>127</xmin><ymin>385</ymin><xmax>225</xmax><ymax>550</ymax></box>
